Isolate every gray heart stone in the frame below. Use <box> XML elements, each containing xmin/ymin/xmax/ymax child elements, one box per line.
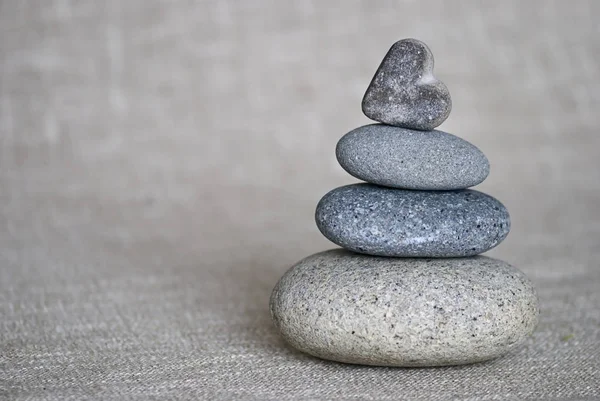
<box><xmin>362</xmin><ymin>38</ymin><xmax>451</xmax><ymax>130</ymax></box>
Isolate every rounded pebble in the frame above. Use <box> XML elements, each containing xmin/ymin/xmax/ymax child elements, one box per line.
<box><xmin>270</xmin><ymin>249</ymin><xmax>539</xmax><ymax>367</ymax></box>
<box><xmin>315</xmin><ymin>184</ymin><xmax>510</xmax><ymax>257</ymax></box>
<box><xmin>336</xmin><ymin>124</ymin><xmax>489</xmax><ymax>190</ymax></box>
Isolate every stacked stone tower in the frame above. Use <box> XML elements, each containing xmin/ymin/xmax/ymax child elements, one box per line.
<box><xmin>270</xmin><ymin>39</ymin><xmax>539</xmax><ymax>367</ymax></box>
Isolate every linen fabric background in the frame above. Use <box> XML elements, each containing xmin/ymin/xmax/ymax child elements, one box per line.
<box><xmin>1</xmin><ymin>1</ymin><xmax>599</xmax><ymax>400</ymax></box>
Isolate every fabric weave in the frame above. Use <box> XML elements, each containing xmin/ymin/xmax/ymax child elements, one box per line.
<box><xmin>1</xmin><ymin>1</ymin><xmax>599</xmax><ymax>400</ymax></box>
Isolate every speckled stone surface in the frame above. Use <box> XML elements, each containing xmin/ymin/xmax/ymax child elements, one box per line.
<box><xmin>362</xmin><ymin>38</ymin><xmax>452</xmax><ymax>130</ymax></box>
<box><xmin>315</xmin><ymin>184</ymin><xmax>510</xmax><ymax>257</ymax></box>
<box><xmin>336</xmin><ymin>124</ymin><xmax>489</xmax><ymax>190</ymax></box>
<box><xmin>270</xmin><ymin>249</ymin><xmax>539</xmax><ymax>367</ymax></box>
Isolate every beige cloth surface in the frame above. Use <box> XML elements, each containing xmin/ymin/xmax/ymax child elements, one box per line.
<box><xmin>1</xmin><ymin>1</ymin><xmax>600</xmax><ymax>400</ymax></box>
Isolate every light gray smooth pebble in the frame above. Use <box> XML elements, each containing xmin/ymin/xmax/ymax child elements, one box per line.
<box><xmin>362</xmin><ymin>38</ymin><xmax>451</xmax><ymax>130</ymax></box>
<box><xmin>270</xmin><ymin>249</ymin><xmax>539</xmax><ymax>367</ymax></box>
<box><xmin>315</xmin><ymin>184</ymin><xmax>510</xmax><ymax>257</ymax></box>
<box><xmin>336</xmin><ymin>124</ymin><xmax>489</xmax><ymax>190</ymax></box>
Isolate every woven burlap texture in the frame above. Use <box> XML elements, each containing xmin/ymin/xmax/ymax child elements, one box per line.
<box><xmin>1</xmin><ymin>1</ymin><xmax>599</xmax><ymax>400</ymax></box>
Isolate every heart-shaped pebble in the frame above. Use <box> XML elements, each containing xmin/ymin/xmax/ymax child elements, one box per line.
<box><xmin>362</xmin><ymin>39</ymin><xmax>451</xmax><ymax>130</ymax></box>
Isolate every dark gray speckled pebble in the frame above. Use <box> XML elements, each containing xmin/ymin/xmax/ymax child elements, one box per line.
<box><xmin>362</xmin><ymin>38</ymin><xmax>451</xmax><ymax>130</ymax></box>
<box><xmin>315</xmin><ymin>184</ymin><xmax>510</xmax><ymax>257</ymax></box>
<box><xmin>336</xmin><ymin>124</ymin><xmax>489</xmax><ymax>190</ymax></box>
<box><xmin>270</xmin><ymin>249</ymin><xmax>539</xmax><ymax>367</ymax></box>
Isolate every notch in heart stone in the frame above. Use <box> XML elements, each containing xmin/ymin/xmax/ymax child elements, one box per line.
<box><xmin>362</xmin><ymin>39</ymin><xmax>452</xmax><ymax>131</ymax></box>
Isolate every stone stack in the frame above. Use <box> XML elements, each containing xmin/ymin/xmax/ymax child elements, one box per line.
<box><xmin>270</xmin><ymin>39</ymin><xmax>539</xmax><ymax>367</ymax></box>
